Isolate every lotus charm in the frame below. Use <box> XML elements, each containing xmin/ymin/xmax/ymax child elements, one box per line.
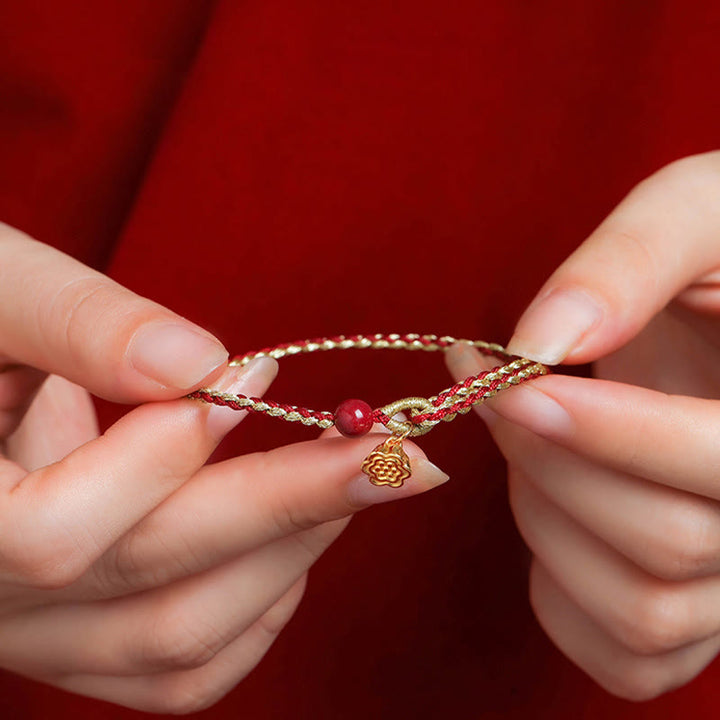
<box><xmin>361</xmin><ymin>435</ymin><xmax>412</xmax><ymax>487</ymax></box>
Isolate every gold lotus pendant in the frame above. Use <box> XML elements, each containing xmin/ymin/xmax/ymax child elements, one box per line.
<box><xmin>361</xmin><ymin>435</ymin><xmax>412</xmax><ymax>487</ymax></box>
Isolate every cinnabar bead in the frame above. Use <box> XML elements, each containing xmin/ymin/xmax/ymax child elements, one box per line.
<box><xmin>334</xmin><ymin>399</ymin><xmax>374</xmax><ymax>437</ymax></box>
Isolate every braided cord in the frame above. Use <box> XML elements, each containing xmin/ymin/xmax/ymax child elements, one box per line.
<box><xmin>188</xmin><ymin>333</ymin><xmax>548</xmax><ymax>436</ymax></box>
<box><xmin>229</xmin><ymin>333</ymin><xmax>509</xmax><ymax>365</ymax></box>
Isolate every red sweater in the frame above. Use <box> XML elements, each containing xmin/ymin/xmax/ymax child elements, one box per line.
<box><xmin>1</xmin><ymin>2</ymin><xmax>719</xmax><ymax>717</ymax></box>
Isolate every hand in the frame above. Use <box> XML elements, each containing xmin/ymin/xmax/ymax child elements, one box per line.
<box><xmin>446</xmin><ymin>151</ymin><xmax>720</xmax><ymax>701</ymax></box>
<box><xmin>0</xmin><ymin>223</ymin><xmax>449</xmax><ymax>714</ymax></box>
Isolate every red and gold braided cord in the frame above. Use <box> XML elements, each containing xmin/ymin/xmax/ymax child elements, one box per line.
<box><xmin>188</xmin><ymin>333</ymin><xmax>548</xmax><ymax>437</ymax></box>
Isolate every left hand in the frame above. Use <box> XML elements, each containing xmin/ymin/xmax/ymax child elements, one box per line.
<box><xmin>0</xmin><ymin>226</ymin><xmax>449</xmax><ymax>714</ymax></box>
<box><xmin>446</xmin><ymin>150</ymin><xmax>720</xmax><ymax>701</ymax></box>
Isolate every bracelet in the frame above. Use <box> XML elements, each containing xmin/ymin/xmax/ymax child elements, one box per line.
<box><xmin>188</xmin><ymin>333</ymin><xmax>548</xmax><ymax>488</ymax></box>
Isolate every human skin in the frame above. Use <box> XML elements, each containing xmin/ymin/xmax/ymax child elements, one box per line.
<box><xmin>0</xmin><ymin>224</ymin><xmax>449</xmax><ymax>714</ymax></box>
<box><xmin>446</xmin><ymin>150</ymin><xmax>720</xmax><ymax>701</ymax></box>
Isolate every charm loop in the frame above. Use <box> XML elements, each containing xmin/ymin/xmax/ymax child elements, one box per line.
<box><xmin>378</xmin><ymin>396</ymin><xmax>436</xmax><ymax>437</ymax></box>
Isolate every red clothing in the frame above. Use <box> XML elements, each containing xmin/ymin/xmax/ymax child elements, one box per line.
<box><xmin>1</xmin><ymin>2</ymin><xmax>719</xmax><ymax>717</ymax></box>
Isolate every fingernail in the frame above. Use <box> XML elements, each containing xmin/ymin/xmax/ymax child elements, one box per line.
<box><xmin>205</xmin><ymin>357</ymin><xmax>279</xmax><ymax>438</ymax></box>
<box><xmin>413</xmin><ymin>458</ymin><xmax>451</xmax><ymax>488</ymax></box>
<box><xmin>506</xmin><ymin>288</ymin><xmax>603</xmax><ymax>365</ymax></box>
<box><xmin>128</xmin><ymin>322</ymin><xmax>229</xmax><ymax>389</ymax></box>
<box><xmin>491</xmin><ymin>385</ymin><xmax>573</xmax><ymax>438</ymax></box>
<box><xmin>347</xmin><ymin>457</ymin><xmax>449</xmax><ymax>506</ymax></box>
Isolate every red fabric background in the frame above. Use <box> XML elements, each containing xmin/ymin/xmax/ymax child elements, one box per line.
<box><xmin>1</xmin><ymin>1</ymin><xmax>719</xmax><ymax>717</ymax></box>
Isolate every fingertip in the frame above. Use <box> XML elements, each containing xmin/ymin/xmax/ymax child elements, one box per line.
<box><xmin>506</xmin><ymin>287</ymin><xmax>605</xmax><ymax>365</ymax></box>
<box><xmin>444</xmin><ymin>342</ymin><xmax>560</xmax><ymax>431</ymax></box>
<box><xmin>346</xmin><ymin>458</ymin><xmax>449</xmax><ymax>507</ymax></box>
<box><xmin>239</xmin><ymin>356</ymin><xmax>280</xmax><ymax>386</ymax></box>
<box><xmin>344</xmin><ymin>436</ymin><xmax>449</xmax><ymax>508</ymax></box>
<box><xmin>411</xmin><ymin>457</ymin><xmax>451</xmax><ymax>488</ymax></box>
<box><xmin>204</xmin><ymin>356</ymin><xmax>279</xmax><ymax>440</ymax></box>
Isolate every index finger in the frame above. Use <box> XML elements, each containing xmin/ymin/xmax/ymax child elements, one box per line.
<box><xmin>507</xmin><ymin>152</ymin><xmax>720</xmax><ymax>365</ymax></box>
<box><xmin>0</xmin><ymin>223</ymin><xmax>228</xmax><ymax>402</ymax></box>
<box><xmin>454</xmin><ymin>349</ymin><xmax>720</xmax><ymax>501</ymax></box>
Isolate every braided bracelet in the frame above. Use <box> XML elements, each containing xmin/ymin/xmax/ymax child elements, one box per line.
<box><xmin>188</xmin><ymin>333</ymin><xmax>548</xmax><ymax>488</ymax></box>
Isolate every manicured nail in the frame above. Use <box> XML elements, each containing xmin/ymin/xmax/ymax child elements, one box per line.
<box><xmin>490</xmin><ymin>385</ymin><xmax>573</xmax><ymax>438</ymax></box>
<box><xmin>413</xmin><ymin>458</ymin><xmax>451</xmax><ymax>488</ymax></box>
<box><xmin>347</xmin><ymin>457</ymin><xmax>449</xmax><ymax>506</ymax></box>
<box><xmin>506</xmin><ymin>288</ymin><xmax>603</xmax><ymax>365</ymax></box>
<box><xmin>128</xmin><ymin>322</ymin><xmax>229</xmax><ymax>389</ymax></box>
<box><xmin>205</xmin><ymin>357</ymin><xmax>279</xmax><ymax>438</ymax></box>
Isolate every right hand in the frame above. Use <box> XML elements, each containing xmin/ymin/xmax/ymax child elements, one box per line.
<box><xmin>0</xmin><ymin>223</ymin><xmax>449</xmax><ymax>714</ymax></box>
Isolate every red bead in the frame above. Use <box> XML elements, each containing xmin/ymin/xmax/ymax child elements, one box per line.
<box><xmin>334</xmin><ymin>399</ymin><xmax>374</xmax><ymax>437</ymax></box>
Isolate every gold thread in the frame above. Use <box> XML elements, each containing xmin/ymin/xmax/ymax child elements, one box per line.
<box><xmin>200</xmin><ymin>337</ymin><xmax>547</xmax><ymax>433</ymax></box>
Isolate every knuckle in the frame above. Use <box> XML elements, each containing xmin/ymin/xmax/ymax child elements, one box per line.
<box><xmin>650</xmin><ymin>153</ymin><xmax>720</xmax><ymax>212</ymax></box>
<box><xmin>258</xmin><ymin>576</ymin><xmax>308</xmax><ymax>637</ymax></box>
<box><xmin>143</xmin><ymin>612</ymin><xmax>226</xmax><ymax>671</ymax></box>
<box><xmin>2</xmin><ymin>472</ymin><xmax>94</xmax><ymax>589</ymax></box>
<box><xmin>154</xmin><ymin>685</ymin><xmax>219</xmax><ymax>715</ymax></box>
<box><xmin>257</xmin><ymin>607</ymin><xmax>292</xmax><ymax>639</ymax></box>
<box><xmin>507</xmin><ymin>471</ymin><xmax>536</xmax><ymax>542</ymax></box>
<box><xmin>656</xmin><ymin>152</ymin><xmax>720</xmax><ymax>184</ymax></box>
<box><xmin>654</xmin><ymin>154</ymin><xmax>700</xmax><ymax>182</ymax></box>
<box><xmin>106</xmin><ymin>537</ymin><xmax>143</xmax><ymax>594</ymax></box>
<box><xmin>98</xmin><ymin>525</ymin><xmax>201</xmax><ymax>598</ymax></box>
<box><xmin>647</xmin><ymin>502</ymin><xmax>720</xmax><ymax>581</ymax></box>
<box><xmin>153</xmin><ymin>676</ymin><xmax>230</xmax><ymax>716</ymax></box>
<box><xmin>90</xmin><ymin>531</ymin><xmax>148</xmax><ymax>598</ymax></box>
<box><xmin>10</xmin><ymin>545</ymin><xmax>85</xmax><ymax>589</ymax></box>
<box><xmin>143</xmin><ymin>428</ymin><xmax>209</xmax><ymax>486</ymax></box>
<box><xmin>147</xmin><ymin>585</ymin><xmax>312</xmax><ymax>715</ymax></box>
<box><xmin>289</xmin><ymin>520</ymin><xmax>347</xmax><ymax>562</ymax></box>
<box><xmin>268</xmin><ymin>487</ymin><xmax>318</xmax><ymax>538</ymax></box>
<box><xmin>589</xmin><ymin>226</ymin><xmax>659</xmax><ymax>300</ymax></box>
<box><xmin>507</xmin><ymin>471</ymin><xmax>524</xmax><ymax>514</ymax></box>
<box><xmin>1</xmin><ymin>525</ymin><xmax>88</xmax><ymax>590</ymax></box>
<box><xmin>620</xmin><ymin>586</ymin><xmax>691</xmax><ymax>655</ymax></box>
<box><xmin>601</xmin><ymin>662</ymin><xmax>672</xmax><ymax>702</ymax></box>
<box><xmin>37</xmin><ymin>276</ymin><xmax>109</xmax><ymax>360</ymax></box>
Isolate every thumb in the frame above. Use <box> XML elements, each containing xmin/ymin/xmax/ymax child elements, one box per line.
<box><xmin>0</xmin><ymin>223</ymin><xmax>228</xmax><ymax>402</ymax></box>
<box><xmin>506</xmin><ymin>152</ymin><xmax>720</xmax><ymax>365</ymax></box>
